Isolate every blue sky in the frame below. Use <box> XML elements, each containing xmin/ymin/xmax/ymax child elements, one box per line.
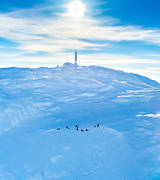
<box><xmin>0</xmin><ymin>0</ymin><xmax>160</xmax><ymax>81</ymax></box>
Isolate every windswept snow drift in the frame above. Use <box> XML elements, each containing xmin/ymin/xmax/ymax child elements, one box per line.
<box><xmin>0</xmin><ymin>63</ymin><xmax>160</xmax><ymax>179</ymax></box>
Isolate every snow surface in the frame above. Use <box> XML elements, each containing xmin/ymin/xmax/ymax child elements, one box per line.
<box><xmin>0</xmin><ymin>63</ymin><xmax>160</xmax><ymax>179</ymax></box>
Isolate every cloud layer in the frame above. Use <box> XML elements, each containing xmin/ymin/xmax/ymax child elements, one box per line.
<box><xmin>1</xmin><ymin>7</ymin><xmax>160</xmax><ymax>53</ymax></box>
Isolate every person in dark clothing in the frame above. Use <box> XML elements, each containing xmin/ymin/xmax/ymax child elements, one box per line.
<box><xmin>75</xmin><ymin>125</ymin><xmax>79</xmax><ymax>131</ymax></box>
<box><xmin>94</xmin><ymin>125</ymin><xmax>97</xmax><ymax>128</ymax></box>
<box><xmin>57</xmin><ymin>128</ymin><xmax>60</xmax><ymax>130</ymax></box>
<box><xmin>66</xmin><ymin>126</ymin><xmax>70</xmax><ymax>129</ymax></box>
<box><xmin>81</xmin><ymin>129</ymin><xmax>84</xmax><ymax>132</ymax></box>
<box><xmin>97</xmin><ymin>124</ymin><xmax>100</xmax><ymax>128</ymax></box>
<box><xmin>86</xmin><ymin>129</ymin><xmax>89</xmax><ymax>131</ymax></box>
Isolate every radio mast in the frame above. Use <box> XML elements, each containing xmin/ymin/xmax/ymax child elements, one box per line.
<box><xmin>75</xmin><ymin>50</ymin><xmax>78</xmax><ymax>65</ymax></box>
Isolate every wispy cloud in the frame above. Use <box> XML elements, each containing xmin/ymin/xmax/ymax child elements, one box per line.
<box><xmin>1</xmin><ymin>6</ymin><xmax>160</xmax><ymax>53</ymax></box>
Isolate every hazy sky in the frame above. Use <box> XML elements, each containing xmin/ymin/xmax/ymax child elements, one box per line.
<box><xmin>0</xmin><ymin>0</ymin><xmax>160</xmax><ymax>81</ymax></box>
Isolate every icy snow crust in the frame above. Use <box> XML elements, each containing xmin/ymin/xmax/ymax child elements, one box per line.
<box><xmin>0</xmin><ymin>63</ymin><xmax>160</xmax><ymax>179</ymax></box>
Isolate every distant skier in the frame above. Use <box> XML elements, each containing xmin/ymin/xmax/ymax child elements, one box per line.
<box><xmin>85</xmin><ymin>129</ymin><xmax>89</xmax><ymax>132</ymax></box>
<box><xmin>66</xmin><ymin>126</ymin><xmax>70</xmax><ymax>129</ymax></box>
<box><xmin>56</xmin><ymin>128</ymin><xmax>60</xmax><ymax>130</ymax></box>
<box><xmin>94</xmin><ymin>125</ymin><xmax>97</xmax><ymax>128</ymax></box>
<box><xmin>97</xmin><ymin>124</ymin><xmax>100</xmax><ymax>128</ymax></box>
<box><xmin>81</xmin><ymin>129</ymin><xmax>84</xmax><ymax>132</ymax></box>
<box><xmin>75</xmin><ymin>125</ymin><xmax>79</xmax><ymax>131</ymax></box>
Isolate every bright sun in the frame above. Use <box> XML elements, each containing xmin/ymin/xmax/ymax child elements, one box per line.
<box><xmin>67</xmin><ymin>0</ymin><xmax>86</xmax><ymax>19</ymax></box>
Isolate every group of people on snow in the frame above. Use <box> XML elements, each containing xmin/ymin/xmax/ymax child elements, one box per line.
<box><xmin>56</xmin><ymin>124</ymin><xmax>100</xmax><ymax>132</ymax></box>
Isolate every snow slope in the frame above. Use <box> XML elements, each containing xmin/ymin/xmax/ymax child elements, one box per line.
<box><xmin>0</xmin><ymin>127</ymin><xmax>141</xmax><ymax>180</ymax></box>
<box><xmin>0</xmin><ymin>63</ymin><xmax>160</xmax><ymax>179</ymax></box>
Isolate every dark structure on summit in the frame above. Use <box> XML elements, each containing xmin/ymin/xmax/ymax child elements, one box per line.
<box><xmin>75</xmin><ymin>50</ymin><xmax>78</xmax><ymax>66</ymax></box>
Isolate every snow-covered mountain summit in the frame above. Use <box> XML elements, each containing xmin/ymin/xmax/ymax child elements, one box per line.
<box><xmin>0</xmin><ymin>64</ymin><xmax>160</xmax><ymax>179</ymax></box>
<box><xmin>0</xmin><ymin>63</ymin><xmax>159</xmax><ymax>132</ymax></box>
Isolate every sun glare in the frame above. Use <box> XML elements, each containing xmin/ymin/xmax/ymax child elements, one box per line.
<box><xmin>67</xmin><ymin>0</ymin><xmax>86</xmax><ymax>19</ymax></box>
